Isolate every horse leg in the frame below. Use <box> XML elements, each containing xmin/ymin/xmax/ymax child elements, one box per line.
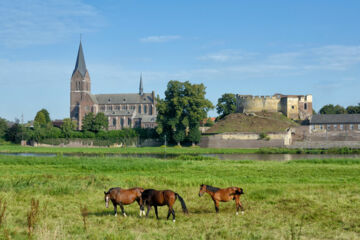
<box><xmin>239</xmin><ymin>199</ymin><xmax>244</xmax><ymax>215</ymax></box>
<box><xmin>113</xmin><ymin>203</ymin><xmax>117</xmax><ymax>217</ymax></box>
<box><xmin>214</xmin><ymin>200</ymin><xmax>219</xmax><ymax>213</ymax></box>
<box><xmin>120</xmin><ymin>204</ymin><xmax>126</xmax><ymax>217</ymax></box>
<box><xmin>136</xmin><ymin>198</ymin><xmax>145</xmax><ymax>216</ymax></box>
<box><xmin>145</xmin><ymin>204</ymin><xmax>151</xmax><ymax>218</ymax></box>
<box><xmin>171</xmin><ymin>207</ymin><xmax>176</xmax><ymax>222</ymax></box>
<box><xmin>235</xmin><ymin>196</ymin><xmax>240</xmax><ymax>215</ymax></box>
<box><xmin>167</xmin><ymin>208</ymin><xmax>171</xmax><ymax>220</ymax></box>
<box><xmin>154</xmin><ymin>206</ymin><xmax>159</xmax><ymax>220</ymax></box>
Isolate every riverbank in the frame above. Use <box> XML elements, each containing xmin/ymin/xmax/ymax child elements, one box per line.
<box><xmin>1</xmin><ymin>145</ymin><xmax>360</xmax><ymax>155</ymax></box>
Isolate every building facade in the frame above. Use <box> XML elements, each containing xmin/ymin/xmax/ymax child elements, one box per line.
<box><xmin>236</xmin><ymin>93</ymin><xmax>313</xmax><ymax>120</ymax></box>
<box><xmin>70</xmin><ymin>42</ymin><xmax>157</xmax><ymax>130</ymax></box>
<box><xmin>310</xmin><ymin>114</ymin><xmax>360</xmax><ymax>132</ymax></box>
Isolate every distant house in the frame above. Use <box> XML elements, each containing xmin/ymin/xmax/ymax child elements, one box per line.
<box><xmin>310</xmin><ymin>114</ymin><xmax>360</xmax><ymax>132</ymax></box>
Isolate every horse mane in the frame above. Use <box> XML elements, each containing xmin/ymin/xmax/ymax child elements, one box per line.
<box><xmin>106</xmin><ymin>187</ymin><xmax>121</xmax><ymax>194</ymax></box>
<box><xmin>206</xmin><ymin>185</ymin><xmax>220</xmax><ymax>193</ymax></box>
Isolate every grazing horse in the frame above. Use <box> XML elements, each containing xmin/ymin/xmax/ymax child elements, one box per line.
<box><xmin>104</xmin><ymin>187</ymin><xmax>145</xmax><ymax>217</ymax></box>
<box><xmin>198</xmin><ymin>184</ymin><xmax>244</xmax><ymax>215</ymax></box>
<box><xmin>140</xmin><ymin>189</ymin><xmax>188</xmax><ymax>222</ymax></box>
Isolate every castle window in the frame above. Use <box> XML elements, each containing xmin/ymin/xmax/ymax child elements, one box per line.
<box><xmin>120</xmin><ymin>118</ymin><xmax>124</xmax><ymax>129</ymax></box>
<box><xmin>138</xmin><ymin>105</ymin><xmax>141</xmax><ymax>114</ymax></box>
<box><xmin>144</xmin><ymin>105</ymin><xmax>147</xmax><ymax>114</ymax></box>
<box><xmin>291</xmin><ymin>105</ymin><xmax>294</xmax><ymax>109</ymax></box>
<box><xmin>149</xmin><ymin>105</ymin><xmax>153</xmax><ymax>115</ymax></box>
<box><xmin>304</xmin><ymin>103</ymin><xmax>307</xmax><ymax>110</ymax></box>
<box><xmin>115</xmin><ymin>105</ymin><xmax>120</xmax><ymax>110</ymax></box>
<box><xmin>112</xmin><ymin>118</ymin><xmax>116</xmax><ymax>127</ymax></box>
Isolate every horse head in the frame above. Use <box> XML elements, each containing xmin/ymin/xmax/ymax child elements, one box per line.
<box><xmin>199</xmin><ymin>184</ymin><xmax>206</xmax><ymax>197</ymax></box>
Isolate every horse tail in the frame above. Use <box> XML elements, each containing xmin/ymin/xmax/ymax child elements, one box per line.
<box><xmin>175</xmin><ymin>193</ymin><xmax>189</xmax><ymax>214</ymax></box>
<box><xmin>235</xmin><ymin>188</ymin><xmax>244</xmax><ymax>195</ymax></box>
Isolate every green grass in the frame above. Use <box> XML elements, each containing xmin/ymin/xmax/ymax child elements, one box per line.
<box><xmin>0</xmin><ymin>155</ymin><xmax>359</xmax><ymax>239</ymax></box>
<box><xmin>2</xmin><ymin>145</ymin><xmax>360</xmax><ymax>156</ymax></box>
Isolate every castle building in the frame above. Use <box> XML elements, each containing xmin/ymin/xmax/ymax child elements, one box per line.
<box><xmin>70</xmin><ymin>42</ymin><xmax>157</xmax><ymax>130</ymax></box>
<box><xmin>236</xmin><ymin>93</ymin><xmax>313</xmax><ymax>120</ymax></box>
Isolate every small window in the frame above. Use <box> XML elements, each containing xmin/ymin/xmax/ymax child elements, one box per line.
<box><xmin>340</xmin><ymin>124</ymin><xmax>343</xmax><ymax>130</ymax></box>
<box><xmin>123</xmin><ymin>98</ymin><xmax>126</xmax><ymax>101</ymax></box>
<box><xmin>138</xmin><ymin>105</ymin><xmax>141</xmax><ymax>114</ymax></box>
<box><xmin>304</xmin><ymin>103</ymin><xmax>307</xmax><ymax>110</ymax></box>
<box><xmin>115</xmin><ymin>106</ymin><xmax>120</xmax><ymax>110</ymax></box>
<box><xmin>108</xmin><ymin>98</ymin><xmax>111</xmax><ymax>102</ymax></box>
<box><xmin>113</xmin><ymin>118</ymin><xmax>116</xmax><ymax>127</ymax></box>
<box><xmin>334</xmin><ymin>124</ymin><xmax>337</xmax><ymax>130</ymax></box>
<box><xmin>100</xmin><ymin>106</ymin><xmax>105</xmax><ymax>111</ymax></box>
<box><xmin>350</xmin><ymin>124</ymin><xmax>354</xmax><ymax>130</ymax></box>
<box><xmin>291</xmin><ymin>105</ymin><xmax>294</xmax><ymax>109</ymax></box>
<box><xmin>327</xmin><ymin>125</ymin><xmax>331</xmax><ymax>130</ymax></box>
<box><xmin>107</xmin><ymin>106</ymin><xmax>112</xmax><ymax>111</ymax></box>
<box><xmin>128</xmin><ymin>118</ymin><xmax>132</xmax><ymax>127</ymax></box>
<box><xmin>144</xmin><ymin>105</ymin><xmax>147</xmax><ymax>114</ymax></box>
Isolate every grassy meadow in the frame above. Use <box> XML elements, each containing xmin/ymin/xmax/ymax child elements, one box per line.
<box><xmin>0</xmin><ymin>154</ymin><xmax>359</xmax><ymax>239</ymax></box>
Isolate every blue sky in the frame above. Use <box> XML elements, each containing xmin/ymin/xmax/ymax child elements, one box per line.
<box><xmin>1</xmin><ymin>0</ymin><xmax>360</xmax><ymax>122</ymax></box>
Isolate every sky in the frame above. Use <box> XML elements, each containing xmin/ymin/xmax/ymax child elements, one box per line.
<box><xmin>1</xmin><ymin>0</ymin><xmax>360</xmax><ymax>122</ymax></box>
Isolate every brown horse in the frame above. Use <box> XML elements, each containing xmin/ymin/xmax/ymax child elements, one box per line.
<box><xmin>104</xmin><ymin>187</ymin><xmax>145</xmax><ymax>217</ymax></box>
<box><xmin>198</xmin><ymin>184</ymin><xmax>244</xmax><ymax>215</ymax></box>
<box><xmin>140</xmin><ymin>189</ymin><xmax>188</xmax><ymax>222</ymax></box>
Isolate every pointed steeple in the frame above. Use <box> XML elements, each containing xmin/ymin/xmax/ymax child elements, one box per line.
<box><xmin>72</xmin><ymin>41</ymin><xmax>87</xmax><ymax>77</ymax></box>
<box><xmin>139</xmin><ymin>73</ymin><xmax>144</xmax><ymax>95</ymax></box>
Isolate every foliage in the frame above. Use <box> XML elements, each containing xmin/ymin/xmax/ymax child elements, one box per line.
<box><xmin>156</xmin><ymin>80</ymin><xmax>214</xmax><ymax>144</ymax></box>
<box><xmin>82</xmin><ymin>112</ymin><xmax>108</xmax><ymax>132</ymax></box>
<box><xmin>216</xmin><ymin>93</ymin><xmax>237</xmax><ymax>118</ymax></box>
<box><xmin>0</xmin><ymin>118</ymin><xmax>8</xmax><ymax>139</ymax></box>
<box><xmin>188</xmin><ymin>125</ymin><xmax>201</xmax><ymax>145</ymax></box>
<box><xmin>204</xmin><ymin>118</ymin><xmax>214</xmax><ymax>127</ymax></box>
<box><xmin>5</xmin><ymin>123</ymin><xmax>28</xmax><ymax>144</ymax></box>
<box><xmin>319</xmin><ymin>104</ymin><xmax>346</xmax><ymax>114</ymax></box>
<box><xmin>346</xmin><ymin>103</ymin><xmax>360</xmax><ymax>114</ymax></box>
<box><xmin>39</xmin><ymin>109</ymin><xmax>51</xmax><ymax>123</ymax></box>
<box><xmin>34</xmin><ymin>111</ymin><xmax>47</xmax><ymax>126</ymax></box>
<box><xmin>61</xmin><ymin>118</ymin><xmax>77</xmax><ymax>138</ymax></box>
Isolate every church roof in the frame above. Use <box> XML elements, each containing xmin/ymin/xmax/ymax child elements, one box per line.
<box><xmin>72</xmin><ymin>41</ymin><xmax>87</xmax><ymax>77</ymax></box>
<box><xmin>95</xmin><ymin>93</ymin><xmax>154</xmax><ymax>104</ymax></box>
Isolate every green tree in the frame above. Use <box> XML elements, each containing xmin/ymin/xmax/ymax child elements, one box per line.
<box><xmin>204</xmin><ymin>118</ymin><xmax>215</xmax><ymax>127</ymax></box>
<box><xmin>94</xmin><ymin>112</ymin><xmax>108</xmax><ymax>132</ymax></box>
<box><xmin>0</xmin><ymin>118</ymin><xmax>8</xmax><ymax>139</ymax></box>
<box><xmin>61</xmin><ymin>118</ymin><xmax>77</xmax><ymax>138</ymax></box>
<box><xmin>319</xmin><ymin>104</ymin><xmax>346</xmax><ymax>114</ymax></box>
<box><xmin>346</xmin><ymin>103</ymin><xmax>360</xmax><ymax>114</ymax></box>
<box><xmin>5</xmin><ymin>123</ymin><xmax>28</xmax><ymax>143</ymax></box>
<box><xmin>156</xmin><ymin>80</ymin><xmax>213</xmax><ymax>145</ymax></box>
<box><xmin>39</xmin><ymin>109</ymin><xmax>51</xmax><ymax>123</ymax></box>
<box><xmin>34</xmin><ymin>111</ymin><xmax>47</xmax><ymax>126</ymax></box>
<box><xmin>216</xmin><ymin>93</ymin><xmax>237</xmax><ymax>118</ymax></box>
<box><xmin>188</xmin><ymin>125</ymin><xmax>201</xmax><ymax>146</ymax></box>
<box><xmin>82</xmin><ymin>112</ymin><xmax>95</xmax><ymax>132</ymax></box>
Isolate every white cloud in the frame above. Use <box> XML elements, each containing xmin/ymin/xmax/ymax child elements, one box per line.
<box><xmin>140</xmin><ymin>35</ymin><xmax>181</xmax><ymax>43</ymax></box>
<box><xmin>0</xmin><ymin>0</ymin><xmax>103</xmax><ymax>47</ymax></box>
<box><xmin>199</xmin><ymin>50</ymin><xmax>257</xmax><ymax>62</ymax></box>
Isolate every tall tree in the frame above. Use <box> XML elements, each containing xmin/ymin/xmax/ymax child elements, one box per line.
<box><xmin>0</xmin><ymin>118</ymin><xmax>8</xmax><ymax>139</ymax></box>
<box><xmin>156</xmin><ymin>80</ymin><xmax>213</xmax><ymax>145</ymax></box>
<box><xmin>82</xmin><ymin>112</ymin><xmax>95</xmax><ymax>132</ymax></box>
<box><xmin>319</xmin><ymin>104</ymin><xmax>346</xmax><ymax>114</ymax></box>
<box><xmin>61</xmin><ymin>118</ymin><xmax>77</xmax><ymax>138</ymax></box>
<box><xmin>34</xmin><ymin>111</ymin><xmax>47</xmax><ymax>126</ymax></box>
<box><xmin>39</xmin><ymin>109</ymin><xmax>51</xmax><ymax>123</ymax></box>
<box><xmin>94</xmin><ymin>112</ymin><xmax>108</xmax><ymax>132</ymax></box>
<box><xmin>188</xmin><ymin>125</ymin><xmax>201</xmax><ymax>146</ymax></box>
<box><xmin>216</xmin><ymin>93</ymin><xmax>237</xmax><ymax>118</ymax></box>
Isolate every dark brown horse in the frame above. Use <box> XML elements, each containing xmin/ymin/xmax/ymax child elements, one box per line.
<box><xmin>104</xmin><ymin>187</ymin><xmax>144</xmax><ymax>217</ymax></box>
<box><xmin>140</xmin><ymin>189</ymin><xmax>188</xmax><ymax>222</ymax></box>
<box><xmin>199</xmin><ymin>184</ymin><xmax>244</xmax><ymax>215</ymax></box>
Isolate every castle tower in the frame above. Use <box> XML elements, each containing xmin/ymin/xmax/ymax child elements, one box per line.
<box><xmin>70</xmin><ymin>41</ymin><xmax>93</xmax><ymax>129</ymax></box>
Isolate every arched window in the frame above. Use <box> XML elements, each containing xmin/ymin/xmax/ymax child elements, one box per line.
<box><xmin>138</xmin><ymin>105</ymin><xmax>141</xmax><ymax>114</ymax></box>
<box><xmin>113</xmin><ymin>118</ymin><xmax>117</xmax><ymax>127</ymax></box>
<box><xmin>149</xmin><ymin>105</ymin><xmax>153</xmax><ymax>115</ymax></box>
<box><xmin>128</xmin><ymin>118</ymin><xmax>132</xmax><ymax>127</ymax></box>
<box><xmin>144</xmin><ymin>105</ymin><xmax>147</xmax><ymax>114</ymax></box>
<box><xmin>121</xmin><ymin>118</ymin><xmax>124</xmax><ymax>129</ymax></box>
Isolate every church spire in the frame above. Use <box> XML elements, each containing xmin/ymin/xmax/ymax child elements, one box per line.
<box><xmin>139</xmin><ymin>73</ymin><xmax>144</xmax><ymax>95</ymax></box>
<box><xmin>72</xmin><ymin>41</ymin><xmax>87</xmax><ymax>77</ymax></box>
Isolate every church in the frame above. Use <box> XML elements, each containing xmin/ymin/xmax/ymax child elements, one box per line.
<box><xmin>70</xmin><ymin>42</ymin><xmax>157</xmax><ymax>130</ymax></box>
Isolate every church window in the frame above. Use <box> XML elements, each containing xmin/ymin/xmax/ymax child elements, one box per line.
<box><xmin>108</xmin><ymin>98</ymin><xmax>111</xmax><ymax>103</ymax></box>
<box><xmin>304</xmin><ymin>103</ymin><xmax>307</xmax><ymax>110</ymax></box>
<box><xmin>107</xmin><ymin>106</ymin><xmax>112</xmax><ymax>111</ymax></box>
<box><xmin>100</xmin><ymin>106</ymin><xmax>105</xmax><ymax>111</ymax></box>
<box><xmin>144</xmin><ymin>105</ymin><xmax>147</xmax><ymax>114</ymax></box>
<box><xmin>340</xmin><ymin>124</ymin><xmax>343</xmax><ymax>130</ymax></box>
<box><xmin>121</xmin><ymin>118</ymin><xmax>124</xmax><ymax>129</ymax></box>
<box><xmin>350</xmin><ymin>124</ymin><xmax>353</xmax><ymax>130</ymax></box>
<box><xmin>149</xmin><ymin>105</ymin><xmax>153</xmax><ymax>115</ymax></box>
<box><xmin>128</xmin><ymin>118</ymin><xmax>132</xmax><ymax>127</ymax></box>
<box><xmin>113</xmin><ymin>118</ymin><xmax>117</xmax><ymax>127</ymax></box>
<box><xmin>115</xmin><ymin>105</ymin><xmax>120</xmax><ymax>110</ymax></box>
<box><xmin>138</xmin><ymin>105</ymin><xmax>141</xmax><ymax>114</ymax></box>
<box><xmin>333</xmin><ymin>124</ymin><xmax>337</xmax><ymax>130</ymax></box>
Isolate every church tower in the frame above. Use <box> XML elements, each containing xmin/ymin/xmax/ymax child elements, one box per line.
<box><xmin>70</xmin><ymin>41</ymin><xmax>94</xmax><ymax>129</ymax></box>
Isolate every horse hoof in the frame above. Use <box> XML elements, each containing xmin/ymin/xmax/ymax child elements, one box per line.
<box><xmin>236</xmin><ymin>212</ymin><xmax>239</xmax><ymax>216</ymax></box>
<box><xmin>139</xmin><ymin>210</ymin><xmax>142</xmax><ymax>217</ymax></box>
<box><xmin>114</xmin><ymin>214</ymin><xmax>117</xmax><ymax>217</ymax></box>
<box><xmin>123</xmin><ymin>213</ymin><xmax>127</xmax><ymax>217</ymax></box>
<box><xmin>173</xmin><ymin>220</ymin><xmax>176</xmax><ymax>223</ymax></box>
<box><xmin>241</xmin><ymin>211</ymin><xmax>244</xmax><ymax>215</ymax></box>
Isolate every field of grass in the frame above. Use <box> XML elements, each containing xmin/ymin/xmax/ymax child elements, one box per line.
<box><xmin>0</xmin><ymin>154</ymin><xmax>359</xmax><ymax>239</ymax></box>
<box><xmin>2</xmin><ymin>145</ymin><xmax>360</xmax><ymax>156</ymax></box>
